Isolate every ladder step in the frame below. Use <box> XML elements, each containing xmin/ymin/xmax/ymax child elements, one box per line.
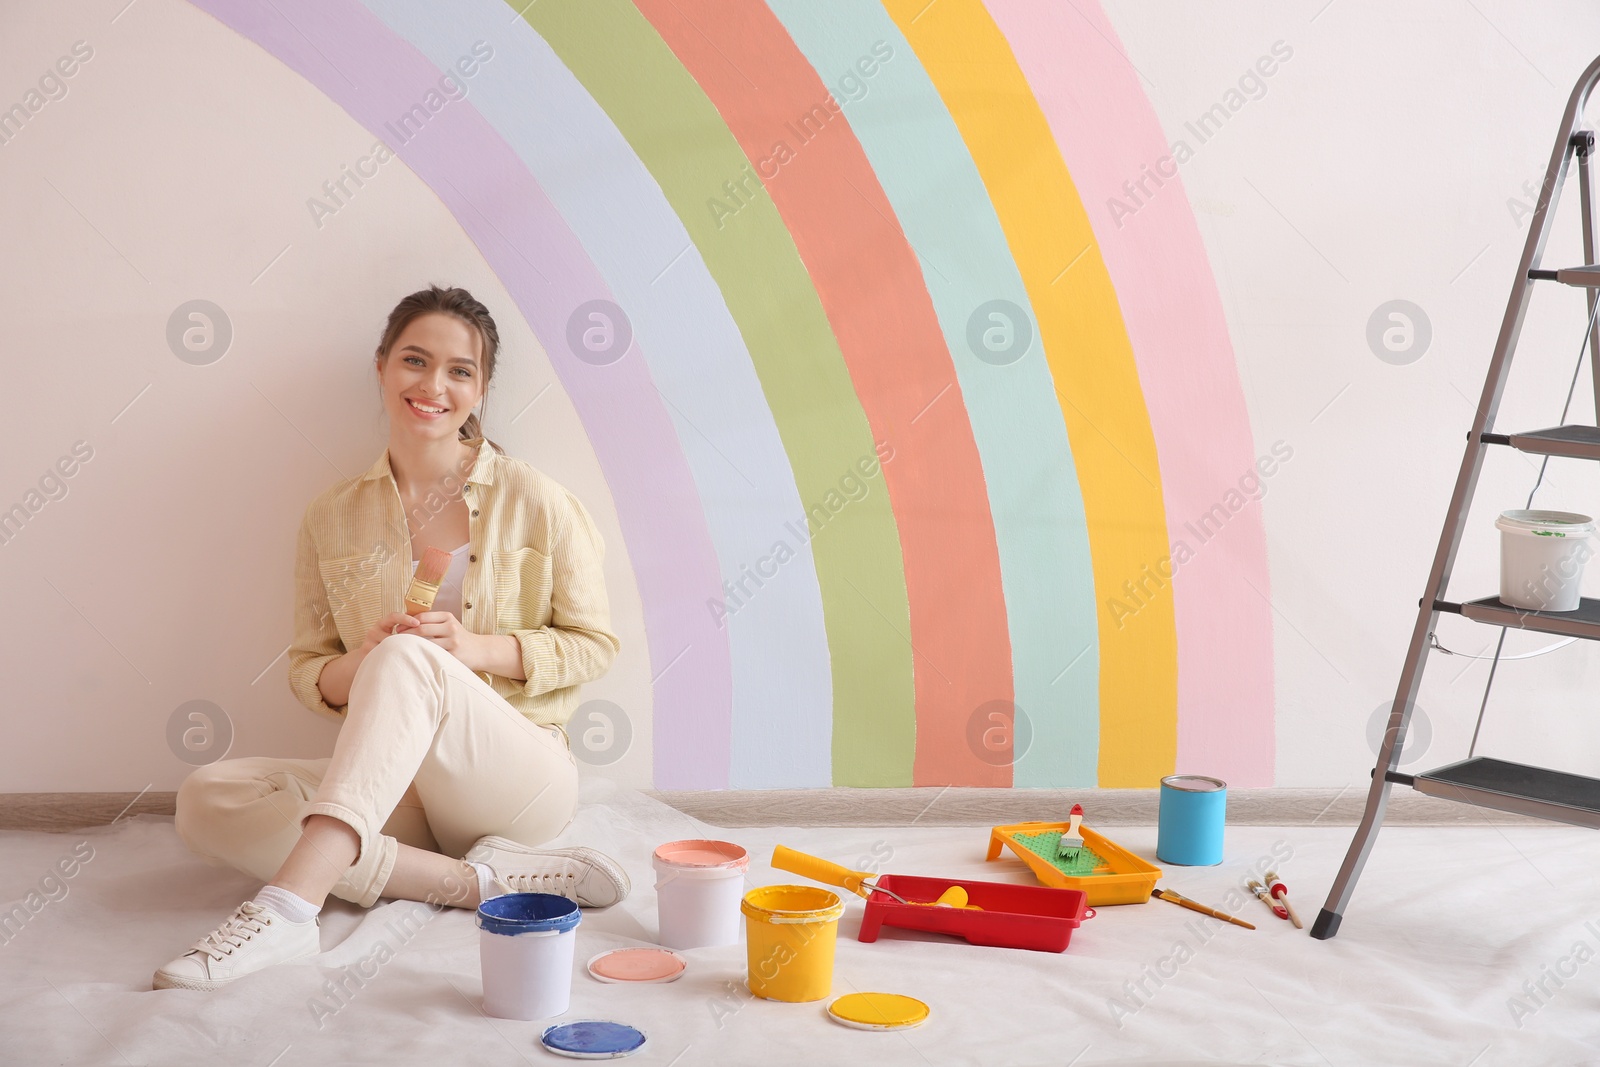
<box><xmin>1500</xmin><ymin>424</ymin><xmax>1600</xmax><ymax>460</ymax></box>
<box><xmin>1414</xmin><ymin>757</ymin><xmax>1600</xmax><ymax>828</ymax></box>
<box><xmin>1529</xmin><ymin>265</ymin><xmax>1600</xmax><ymax>287</ymax></box>
<box><xmin>1458</xmin><ymin>595</ymin><xmax>1600</xmax><ymax>639</ymax></box>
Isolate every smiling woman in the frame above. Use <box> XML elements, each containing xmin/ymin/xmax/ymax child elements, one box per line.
<box><xmin>155</xmin><ymin>286</ymin><xmax>627</xmax><ymax>993</ymax></box>
<box><xmin>372</xmin><ymin>288</ymin><xmax>503</xmax><ymax>458</ymax></box>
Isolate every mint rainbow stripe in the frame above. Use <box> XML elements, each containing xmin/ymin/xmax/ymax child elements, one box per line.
<box><xmin>763</xmin><ymin>1</ymin><xmax>1102</xmax><ymax>788</ymax></box>
<box><xmin>188</xmin><ymin>0</ymin><xmax>1273</xmax><ymax>787</ymax></box>
<box><xmin>884</xmin><ymin>0</ymin><xmax>1179</xmax><ymax>787</ymax></box>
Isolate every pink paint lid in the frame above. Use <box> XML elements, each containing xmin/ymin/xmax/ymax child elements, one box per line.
<box><xmin>652</xmin><ymin>839</ymin><xmax>749</xmax><ymax>871</ymax></box>
<box><xmin>587</xmin><ymin>948</ymin><xmax>686</xmax><ymax>984</ymax></box>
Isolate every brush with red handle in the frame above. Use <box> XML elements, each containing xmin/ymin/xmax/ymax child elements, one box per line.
<box><xmin>1247</xmin><ymin>879</ymin><xmax>1289</xmax><ymax>921</ymax></box>
<box><xmin>1265</xmin><ymin>870</ymin><xmax>1303</xmax><ymax>929</ymax></box>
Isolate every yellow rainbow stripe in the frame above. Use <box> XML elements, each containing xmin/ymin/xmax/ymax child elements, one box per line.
<box><xmin>883</xmin><ymin>0</ymin><xmax>1177</xmax><ymax>785</ymax></box>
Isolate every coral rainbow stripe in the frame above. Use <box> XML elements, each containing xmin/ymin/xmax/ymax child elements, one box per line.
<box><xmin>634</xmin><ymin>0</ymin><xmax>1016</xmax><ymax>787</ymax></box>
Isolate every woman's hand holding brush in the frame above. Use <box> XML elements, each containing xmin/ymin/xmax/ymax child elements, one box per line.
<box><xmin>370</xmin><ymin>608</ymin><xmax>516</xmax><ymax>677</ymax></box>
<box><xmin>365</xmin><ymin>611</ymin><xmax>422</xmax><ymax>651</ymax></box>
<box><xmin>403</xmin><ymin>610</ymin><xmax>492</xmax><ymax>671</ymax></box>
<box><xmin>317</xmin><ymin>611</ymin><xmax>422</xmax><ymax>710</ymax></box>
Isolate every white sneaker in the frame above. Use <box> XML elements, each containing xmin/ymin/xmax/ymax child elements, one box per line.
<box><xmin>152</xmin><ymin>900</ymin><xmax>320</xmax><ymax>991</ymax></box>
<box><xmin>464</xmin><ymin>836</ymin><xmax>631</xmax><ymax>908</ymax></box>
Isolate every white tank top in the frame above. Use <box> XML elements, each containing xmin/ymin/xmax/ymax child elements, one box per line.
<box><xmin>409</xmin><ymin>542</ymin><xmax>471</xmax><ymax>618</ymax></box>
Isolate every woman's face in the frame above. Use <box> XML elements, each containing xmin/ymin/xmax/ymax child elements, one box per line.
<box><xmin>376</xmin><ymin>312</ymin><xmax>486</xmax><ymax>443</ymax></box>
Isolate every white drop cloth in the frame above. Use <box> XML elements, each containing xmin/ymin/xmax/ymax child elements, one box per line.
<box><xmin>3</xmin><ymin>780</ymin><xmax>1598</xmax><ymax>1066</ymax></box>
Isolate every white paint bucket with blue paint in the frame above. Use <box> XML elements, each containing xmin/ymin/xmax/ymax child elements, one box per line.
<box><xmin>477</xmin><ymin>892</ymin><xmax>582</xmax><ymax>1020</ymax></box>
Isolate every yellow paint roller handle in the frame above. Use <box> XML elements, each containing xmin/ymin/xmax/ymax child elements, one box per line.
<box><xmin>771</xmin><ymin>845</ymin><xmax>871</xmax><ymax>899</ymax></box>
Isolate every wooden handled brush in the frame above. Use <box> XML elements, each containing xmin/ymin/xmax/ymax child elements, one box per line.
<box><xmin>403</xmin><ymin>547</ymin><xmax>454</xmax><ymax>616</ymax></box>
<box><xmin>1247</xmin><ymin>879</ymin><xmax>1289</xmax><ymax>921</ymax></box>
<box><xmin>1057</xmin><ymin>804</ymin><xmax>1085</xmax><ymax>860</ymax></box>
<box><xmin>1151</xmin><ymin>888</ymin><xmax>1255</xmax><ymax>929</ymax></box>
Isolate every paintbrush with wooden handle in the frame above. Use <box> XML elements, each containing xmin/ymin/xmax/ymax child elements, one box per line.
<box><xmin>1057</xmin><ymin>803</ymin><xmax>1085</xmax><ymax>860</ymax></box>
<box><xmin>1151</xmin><ymin>887</ymin><xmax>1255</xmax><ymax>929</ymax></box>
<box><xmin>404</xmin><ymin>546</ymin><xmax>454</xmax><ymax>617</ymax></box>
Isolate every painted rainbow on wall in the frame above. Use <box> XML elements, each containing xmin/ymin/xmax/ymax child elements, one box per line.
<box><xmin>192</xmin><ymin>0</ymin><xmax>1275</xmax><ymax>790</ymax></box>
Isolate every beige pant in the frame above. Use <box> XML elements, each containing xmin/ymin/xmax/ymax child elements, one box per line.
<box><xmin>174</xmin><ymin>633</ymin><xmax>580</xmax><ymax>907</ymax></box>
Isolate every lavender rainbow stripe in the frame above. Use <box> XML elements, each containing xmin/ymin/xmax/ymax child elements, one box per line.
<box><xmin>988</xmin><ymin>0</ymin><xmax>1275</xmax><ymax>783</ymax></box>
<box><xmin>190</xmin><ymin>0</ymin><xmax>735</xmax><ymax>786</ymax></box>
<box><xmin>360</xmin><ymin>0</ymin><xmax>833</xmax><ymax>787</ymax></box>
<box><xmin>763</xmin><ymin>0</ymin><xmax>1101</xmax><ymax>787</ymax></box>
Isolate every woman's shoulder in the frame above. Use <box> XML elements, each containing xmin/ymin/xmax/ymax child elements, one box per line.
<box><xmin>299</xmin><ymin>469</ymin><xmax>377</xmax><ymax>528</ymax></box>
<box><xmin>489</xmin><ymin>451</ymin><xmax>584</xmax><ymax>513</ymax></box>
<box><xmin>486</xmin><ymin>451</ymin><xmax>604</xmax><ymax>555</ymax></box>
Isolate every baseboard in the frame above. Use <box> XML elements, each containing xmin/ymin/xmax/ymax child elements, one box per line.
<box><xmin>0</xmin><ymin>791</ymin><xmax>179</xmax><ymax>832</ymax></box>
<box><xmin>650</xmin><ymin>787</ymin><xmax>1544</xmax><ymax>827</ymax></box>
<box><xmin>0</xmin><ymin>786</ymin><xmax>1545</xmax><ymax>832</ymax></box>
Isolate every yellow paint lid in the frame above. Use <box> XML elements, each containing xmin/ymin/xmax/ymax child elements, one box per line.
<box><xmin>827</xmin><ymin>992</ymin><xmax>930</xmax><ymax>1031</ymax></box>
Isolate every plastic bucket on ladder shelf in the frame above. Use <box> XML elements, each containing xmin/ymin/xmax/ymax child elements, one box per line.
<box><xmin>1496</xmin><ymin>509</ymin><xmax>1595</xmax><ymax>612</ymax></box>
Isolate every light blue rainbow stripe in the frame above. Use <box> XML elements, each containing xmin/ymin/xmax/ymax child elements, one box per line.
<box><xmin>764</xmin><ymin>0</ymin><xmax>1100</xmax><ymax>785</ymax></box>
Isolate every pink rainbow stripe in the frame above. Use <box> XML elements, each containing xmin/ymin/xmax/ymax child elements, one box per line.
<box><xmin>987</xmin><ymin>0</ymin><xmax>1275</xmax><ymax>784</ymax></box>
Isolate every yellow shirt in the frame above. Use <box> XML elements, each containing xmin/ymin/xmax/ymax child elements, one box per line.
<box><xmin>287</xmin><ymin>438</ymin><xmax>621</xmax><ymax>727</ymax></box>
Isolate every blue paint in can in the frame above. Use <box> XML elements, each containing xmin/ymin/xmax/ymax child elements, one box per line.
<box><xmin>1157</xmin><ymin>774</ymin><xmax>1227</xmax><ymax>866</ymax></box>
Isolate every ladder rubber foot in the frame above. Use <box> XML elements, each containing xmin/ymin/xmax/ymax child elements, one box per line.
<box><xmin>1310</xmin><ymin>908</ymin><xmax>1342</xmax><ymax>940</ymax></box>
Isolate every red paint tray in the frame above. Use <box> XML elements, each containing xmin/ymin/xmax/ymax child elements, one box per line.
<box><xmin>858</xmin><ymin>873</ymin><xmax>1094</xmax><ymax>953</ymax></box>
<box><xmin>770</xmin><ymin>846</ymin><xmax>1093</xmax><ymax>954</ymax></box>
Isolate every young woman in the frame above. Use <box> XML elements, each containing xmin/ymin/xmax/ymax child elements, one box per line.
<box><xmin>154</xmin><ymin>286</ymin><xmax>627</xmax><ymax>991</ymax></box>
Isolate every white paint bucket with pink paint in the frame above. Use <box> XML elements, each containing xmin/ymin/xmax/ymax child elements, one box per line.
<box><xmin>653</xmin><ymin>839</ymin><xmax>749</xmax><ymax>950</ymax></box>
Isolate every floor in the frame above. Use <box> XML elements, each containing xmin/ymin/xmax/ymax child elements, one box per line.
<box><xmin>3</xmin><ymin>779</ymin><xmax>1598</xmax><ymax>1066</ymax></box>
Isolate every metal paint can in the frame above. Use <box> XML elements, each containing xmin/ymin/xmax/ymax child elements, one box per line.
<box><xmin>1157</xmin><ymin>774</ymin><xmax>1227</xmax><ymax>866</ymax></box>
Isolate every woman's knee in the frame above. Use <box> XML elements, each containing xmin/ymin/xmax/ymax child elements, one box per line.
<box><xmin>351</xmin><ymin>633</ymin><xmax>447</xmax><ymax>689</ymax></box>
<box><xmin>173</xmin><ymin>761</ymin><xmax>228</xmax><ymax>853</ymax></box>
<box><xmin>172</xmin><ymin>757</ymin><xmax>270</xmax><ymax>855</ymax></box>
<box><xmin>362</xmin><ymin>631</ymin><xmax>439</xmax><ymax>668</ymax></box>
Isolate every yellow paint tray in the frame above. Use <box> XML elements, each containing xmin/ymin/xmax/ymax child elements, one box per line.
<box><xmin>986</xmin><ymin>820</ymin><xmax>1161</xmax><ymax>905</ymax></box>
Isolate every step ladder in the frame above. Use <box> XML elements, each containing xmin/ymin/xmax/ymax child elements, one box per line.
<box><xmin>1313</xmin><ymin>53</ymin><xmax>1600</xmax><ymax>941</ymax></box>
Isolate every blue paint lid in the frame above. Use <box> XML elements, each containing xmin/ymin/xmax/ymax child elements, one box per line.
<box><xmin>475</xmin><ymin>892</ymin><xmax>581</xmax><ymax>936</ymax></box>
<box><xmin>540</xmin><ymin>1020</ymin><xmax>647</xmax><ymax>1059</ymax></box>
